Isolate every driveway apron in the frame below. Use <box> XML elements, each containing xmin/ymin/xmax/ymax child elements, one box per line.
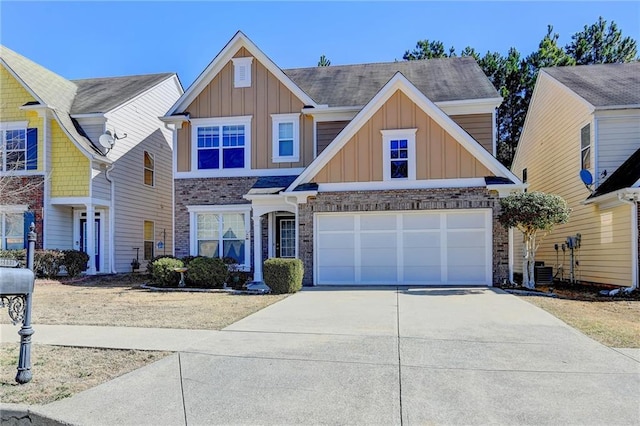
<box><xmin>36</xmin><ymin>287</ymin><xmax>639</xmax><ymax>425</ymax></box>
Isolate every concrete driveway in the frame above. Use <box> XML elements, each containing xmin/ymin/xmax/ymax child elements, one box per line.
<box><xmin>36</xmin><ymin>287</ymin><xmax>639</xmax><ymax>425</ymax></box>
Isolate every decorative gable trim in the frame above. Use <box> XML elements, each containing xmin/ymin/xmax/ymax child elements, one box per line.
<box><xmin>287</xmin><ymin>72</ymin><xmax>520</xmax><ymax>191</ymax></box>
<box><xmin>166</xmin><ymin>31</ymin><xmax>317</xmax><ymax>116</ymax></box>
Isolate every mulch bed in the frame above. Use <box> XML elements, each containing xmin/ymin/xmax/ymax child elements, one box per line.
<box><xmin>498</xmin><ymin>281</ymin><xmax>640</xmax><ymax>301</ymax></box>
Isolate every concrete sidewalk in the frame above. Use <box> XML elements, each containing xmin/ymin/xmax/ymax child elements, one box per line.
<box><xmin>2</xmin><ymin>287</ymin><xmax>639</xmax><ymax>425</ymax></box>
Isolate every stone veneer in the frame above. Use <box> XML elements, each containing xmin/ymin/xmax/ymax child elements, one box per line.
<box><xmin>297</xmin><ymin>187</ymin><xmax>509</xmax><ymax>286</ymax></box>
<box><xmin>2</xmin><ymin>175</ymin><xmax>44</xmax><ymax>249</ymax></box>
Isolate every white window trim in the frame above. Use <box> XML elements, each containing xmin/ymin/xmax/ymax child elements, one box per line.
<box><xmin>381</xmin><ymin>129</ymin><xmax>417</xmax><ymax>181</ymax></box>
<box><xmin>0</xmin><ymin>121</ymin><xmax>29</xmax><ymax>131</ymax></box>
<box><xmin>144</xmin><ymin>151</ymin><xmax>155</xmax><ymax>187</ymax></box>
<box><xmin>190</xmin><ymin>116</ymin><xmax>252</xmax><ymax>173</ymax></box>
<box><xmin>580</xmin><ymin>123</ymin><xmax>591</xmax><ymax>171</ymax></box>
<box><xmin>271</xmin><ymin>113</ymin><xmax>300</xmax><ymax>163</ymax></box>
<box><xmin>1</xmin><ymin>125</ymin><xmax>28</xmax><ymax>173</ymax></box>
<box><xmin>232</xmin><ymin>57</ymin><xmax>253</xmax><ymax>88</ymax></box>
<box><xmin>187</xmin><ymin>204</ymin><xmax>252</xmax><ymax>270</ymax></box>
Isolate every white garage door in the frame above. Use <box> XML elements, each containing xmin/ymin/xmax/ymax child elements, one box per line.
<box><xmin>315</xmin><ymin>210</ymin><xmax>492</xmax><ymax>285</ymax></box>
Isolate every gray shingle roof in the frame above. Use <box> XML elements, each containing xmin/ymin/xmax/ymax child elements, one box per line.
<box><xmin>544</xmin><ymin>63</ymin><xmax>640</xmax><ymax>108</ymax></box>
<box><xmin>71</xmin><ymin>73</ymin><xmax>174</xmax><ymax>114</ymax></box>
<box><xmin>284</xmin><ymin>57</ymin><xmax>499</xmax><ymax>107</ymax></box>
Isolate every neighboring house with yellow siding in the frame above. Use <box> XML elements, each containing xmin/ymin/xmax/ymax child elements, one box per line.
<box><xmin>511</xmin><ymin>63</ymin><xmax>640</xmax><ymax>290</ymax></box>
<box><xmin>163</xmin><ymin>32</ymin><xmax>524</xmax><ymax>286</ymax></box>
<box><xmin>0</xmin><ymin>45</ymin><xmax>182</xmax><ymax>274</ymax></box>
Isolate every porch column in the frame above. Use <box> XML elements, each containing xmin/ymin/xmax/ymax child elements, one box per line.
<box><xmin>85</xmin><ymin>204</ymin><xmax>96</xmax><ymax>275</ymax></box>
<box><xmin>252</xmin><ymin>214</ymin><xmax>263</xmax><ymax>282</ymax></box>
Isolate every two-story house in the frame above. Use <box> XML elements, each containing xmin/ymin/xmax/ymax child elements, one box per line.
<box><xmin>512</xmin><ymin>63</ymin><xmax>639</xmax><ymax>290</ymax></box>
<box><xmin>0</xmin><ymin>45</ymin><xmax>183</xmax><ymax>274</ymax></box>
<box><xmin>163</xmin><ymin>32</ymin><xmax>523</xmax><ymax>286</ymax></box>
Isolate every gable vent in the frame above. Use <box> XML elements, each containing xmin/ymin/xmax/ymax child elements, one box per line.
<box><xmin>232</xmin><ymin>57</ymin><xmax>253</xmax><ymax>88</ymax></box>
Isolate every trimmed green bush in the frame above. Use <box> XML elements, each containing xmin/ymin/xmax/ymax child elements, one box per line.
<box><xmin>63</xmin><ymin>250</ymin><xmax>89</xmax><ymax>278</ymax></box>
<box><xmin>150</xmin><ymin>257</ymin><xmax>184</xmax><ymax>287</ymax></box>
<box><xmin>185</xmin><ymin>256</ymin><xmax>228</xmax><ymax>288</ymax></box>
<box><xmin>36</xmin><ymin>250</ymin><xmax>64</xmax><ymax>278</ymax></box>
<box><xmin>263</xmin><ymin>258</ymin><xmax>303</xmax><ymax>294</ymax></box>
<box><xmin>146</xmin><ymin>255</ymin><xmax>177</xmax><ymax>276</ymax></box>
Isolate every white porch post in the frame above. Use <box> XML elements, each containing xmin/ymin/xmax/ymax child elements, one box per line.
<box><xmin>85</xmin><ymin>204</ymin><xmax>96</xmax><ymax>275</ymax></box>
<box><xmin>252</xmin><ymin>214</ymin><xmax>263</xmax><ymax>282</ymax></box>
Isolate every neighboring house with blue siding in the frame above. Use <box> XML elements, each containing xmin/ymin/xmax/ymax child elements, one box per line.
<box><xmin>0</xmin><ymin>45</ymin><xmax>183</xmax><ymax>274</ymax></box>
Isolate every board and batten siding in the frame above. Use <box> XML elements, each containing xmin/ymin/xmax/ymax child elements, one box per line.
<box><xmin>596</xmin><ymin>111</ymin><xmax>640</xmax><ymax>186</ymax></box>
<box><xmin>105</xmin><ymin>76</ymin><xmax>181</xmax><ymax>272</ymax></box>
<box><xmin>450</xmin><ymin>114</ymin><xmax>493</xmax><ymax>154</ymax></box>
<box><xmin>316</xmin><ymin>121</ymin><xmax>350</xmax><ymax>155</ymax></box>
<box><xmin>511</xmin><ymin>73</ymin><xmax>633</xmax><ymax>286</ymax></box>
<box><xmin>313</xmin><ymin>90</ymin><xmax>492</xmax><ymax>183</ymax></box>
<box><xmin>176</xmin><ymin>47</ymin><xmax>313</xmax><ymax>172</ymax></box>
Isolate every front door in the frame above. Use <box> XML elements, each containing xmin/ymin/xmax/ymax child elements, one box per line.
<box><xmin>80</xmin><ymin>216</ymin><xmax>100</xmax><ymax>271</ymax></box>
<box><xmin>275</xmin><ymin>216</ymin><xmax>295</xmax><ymax>258</ymax></box>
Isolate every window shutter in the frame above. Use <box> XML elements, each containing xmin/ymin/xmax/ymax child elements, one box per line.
<box><xmin>26</xmin><ymin>128</ymin><xmax>38</xmax><ymax>170</ymax></box>
<box><xmin>23</xmin><ymin>211</ymin><xmax>35</xmax><ymax>248</ymax></box>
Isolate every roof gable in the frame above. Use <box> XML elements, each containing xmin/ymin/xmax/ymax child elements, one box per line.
<box><xmin>543</xmin><ymin>63</ymin><xmax>640</xmax><ymax>109</ymax></box>
<box><xmin>288</xmin><ymin>73</ymin><xmax>519</xmax><ymax>190</ymax></box>
<box><xmin>166</xmin><ymin>31</ymin><xmax>317</xmax><ymax>116</ymax></box>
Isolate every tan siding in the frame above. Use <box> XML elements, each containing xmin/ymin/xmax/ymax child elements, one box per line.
<box><xmin>316</xmin><ymin>121</ymin><xmax>350</xmax><ymax>154</ymax></box>
<box><xmin>512</xmin><ymin>74</ymin><xmax>633</xmax><ymax>286</ymax></box>
<box><xmin>314</xmin><ymin>90</ymin><xmax>491</xmax><ymax>183</ymax></box>
<box><xmin>175</xmin><ymin>47</ymin><xmax>312</xmax><ymax>171</ymax></box>
<box><xmin>451</xmin><ymin>114</ymin><xmax>493</xmax><ymax>153</ymax></box>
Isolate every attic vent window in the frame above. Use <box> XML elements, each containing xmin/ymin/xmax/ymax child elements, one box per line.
<box><xmin>232</xmin><ymin>57</ymin><xmax>253</xmax><ymax>88</ymax></box>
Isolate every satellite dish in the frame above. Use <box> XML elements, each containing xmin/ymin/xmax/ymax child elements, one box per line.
<box><xmin>98</xmin><ymin>131</ymin><xmax>115</xmax><ymax>150</ymax></box>
<box><xmin>579</xmin><ymin>169</ymin><xmax>593</xmax><ymax>186</ymax></box>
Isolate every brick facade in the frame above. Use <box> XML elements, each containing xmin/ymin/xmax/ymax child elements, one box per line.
<box><xmin>298</xmin><ymin>187</ymin><xmax>508</xmax><ymax>286</ymax></box>
<box><xmin>2</xmin><ymin>175</ymin><xmax>45</xmax><ymax>249</ymax></box>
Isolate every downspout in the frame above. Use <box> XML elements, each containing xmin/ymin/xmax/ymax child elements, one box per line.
<box><xmin>283</xmin><ymin>195</ymin><xmax>299</xmax><ymax>259</ymax></box>
<box><xmin>105</xmin><ymin>165</ymin><xmax>117</xmax><ymax>273</ymax></box>
<box><xmin>618</xmin><ymin>193</ymin><xmax>638</xmax><ymax>292</ymax></box>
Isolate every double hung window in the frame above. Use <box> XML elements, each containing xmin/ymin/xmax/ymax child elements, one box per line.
<box><xmin>381</xmin><ymin>129</ymin><xmax>417</xmax><ymax>181</ymax></box>
<box><xmin>0</xmin><ymin>207</ymin><xmax>27</xmax><ymax>250</ymax></box>
<box><xmin>271</xmin><ymin>113</ymin><xmax>300</xmax><ymax>162</ymax></box>
<box><xmin>580</xmin><ymin>124</ymin><xmax>591</xmax><ymax>170</ymax></box>
<box><xmin>1</xmin><ymin>123</ymin><xmax>37</xmax><ymax>172</ymax></box>
<box><xmin>192</xmin><ymin>117</ymin><xmax>251</xmax><ymax>172</ymax></box>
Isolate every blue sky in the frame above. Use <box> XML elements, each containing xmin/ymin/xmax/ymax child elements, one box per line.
<box><xmin>1</xmin><ymin>2</ymin><xmax>638</xmax><ymax>89</ymax></box>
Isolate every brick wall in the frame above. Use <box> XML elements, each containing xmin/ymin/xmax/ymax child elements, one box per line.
<box><xmin>1</xmin><ymin>175</ymin><xmax>45</xmax><ymax>249</ymax></box>
<box><xmin>298</xmin><ymin>187</ymin><xmax>509</xmax><ymax>286</ymax></box>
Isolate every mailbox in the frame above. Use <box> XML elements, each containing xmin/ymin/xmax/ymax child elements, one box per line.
<box><xmin>0</xmin><ymin>268</ymin><xmax>35</xmax><ymax>296</ymax></box>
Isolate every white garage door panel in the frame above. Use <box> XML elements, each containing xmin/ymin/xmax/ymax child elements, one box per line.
<box><xmin>315</xmin><ymin>210</ymin><xmax>491</xmax><ymax>285</ymax></box>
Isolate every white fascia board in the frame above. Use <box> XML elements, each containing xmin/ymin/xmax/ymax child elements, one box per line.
<box><xmin>166</xmin><ymin>32</ymin><xmax>317</xmax><ymax>117</ymax></box>
<box><xmin>72</xmin><ymin>114</ymin><xmax>107</xmax><ymax>126</ymax></box>
<box><xmin>288</xmin><ymin>72</ymin><xmax>520</xmax><ymax>192</ymax></box>
<box><xmin>436</xmin><ymin>97</ymin><xmax>503</xmax><ymax>115</ymax></box>
<box><xmin>174</xmin><ymin>167</ymin><xmax>305</xmax><ymax>179</ymax></box>
<box><xmin>595</xmin><ymin>104</ymin><xmax>640</xmax><ymax>111</ymax></box>
<box><xmin>582</xmin><ymin>188</ymin><xmax>640</xmax><ymax>206</ymax></box>
<box><xmin>303</xmin><ymin>106</ymin><xmax>361</xmax><ymax>122</ymax></box>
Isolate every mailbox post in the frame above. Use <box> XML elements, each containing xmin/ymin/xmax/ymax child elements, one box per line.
<box><xmin>0</xmin><ymin>223</ymin><xmax>36</xmax><ymax>384</ymax></box>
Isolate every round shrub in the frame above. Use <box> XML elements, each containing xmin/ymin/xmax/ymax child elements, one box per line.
<box><xmin>146</xmin><ymin>255</ymin><xmax>177</xmax><ymax>276</ymax></box>
<box><xmin>36</xmin><ymin>250</ymin><xmax>65</xmax><ymax>278</ymax></box>
<box><xmin>263</xmin><ymin>258</ymin><xmax>303</xmax><ymax>294</ymax></box>
<box><xmin>186</xmin><ymin>256</ymin><xmax>228</xmax><ymax>288</ymax></box>
<box><xmin>63</xmin><ymin>250</ymin><xmax>90</xmax><ymax>278</ymax></box>
<box><xmin>150</xmin><ymin>257</ymin><xmax>184</xmax><ymax>287</ymax></box>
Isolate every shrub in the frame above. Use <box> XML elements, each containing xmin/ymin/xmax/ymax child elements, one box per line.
<box><xmin>186</xmin><ymin>257</ymin><xmax>228</xmax><ymax>288</ymax></box>
<box><xmin>263</xmin><ymin>258</ymin><xmax>303</xmax><ymax>294</ymax></box>
<box><xmin>63</xmin><ymin>250</ymin><xmax>90</xmax><ymax>278</ymax></box>
<box><xmin>180</xmin><ymin>255</ymin><xmax>198</xmax><ymax>267</ymax></box>
<box><xmin>146</xmin><ymin>255</ymin><xmax>177</xmax><ymax>276</ymax></box>
<box><xmin>0</xmin><ymin>249</ymin><xmax>26</xmax><ymax>266</ymax></box>
<box><xmin>35</xmin><ymin>250</ymin><xmax>64</xmax><ymax>278</ymax></box>
<box><xmin>150</xmin><ymin>257</ymin><xmax>184</xmax><ymax>287</ymax></box>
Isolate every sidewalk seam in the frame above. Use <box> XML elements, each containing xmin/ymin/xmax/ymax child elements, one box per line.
<box><xmin>396</xmin><ymin>286</ymin><xmax>403</xmax><ymax>426</ymax></box>
<box><xmin>178</xmin><ymin>352</ymin><xmax>188</xmax><ymax>426</ymax></box>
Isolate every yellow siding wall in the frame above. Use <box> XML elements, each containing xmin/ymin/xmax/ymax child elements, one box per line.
<box><xmin>314</xmin><ymin>90</ymin><xmax>492</xmax><ymax>183</ymax></box>
<box><xmin>176</xmin><ymin>47</ymin><xmax>313</xmax><ymax>172</ymax></box>
<box><xmin>512</xmin><ymin>73</ymin><xmax>633</xmax><ymax>286</ymax></box>
<box><xmin>0</xmin><ymin>65</ymin><xmax>44</xmax><ymax>171</ymax></box>
<box><xmin>50</xmin><ymin>120</ymin><xmax>89</xmax><ymax>197</ymax></box>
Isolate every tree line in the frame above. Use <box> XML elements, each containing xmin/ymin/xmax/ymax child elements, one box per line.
<box><xmin>403</xmin><ymin>17</ymin><xmax>638</xmax><ymax>166</ymax></box>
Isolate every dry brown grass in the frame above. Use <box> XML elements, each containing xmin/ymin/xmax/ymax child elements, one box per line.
<box><xmin>0</xmin><ymin>343</ymin><xmax>169</xmax><ymax>405</ymax></box>
<box><xmin>522</xmin><ymin>297</ymin><xmax>640</xmax><ymax>348</ymax></box>
<box><xmin>0</xmin><ymin>276</ymin><xmax>288</xmax><ymax>330</ymax></box>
